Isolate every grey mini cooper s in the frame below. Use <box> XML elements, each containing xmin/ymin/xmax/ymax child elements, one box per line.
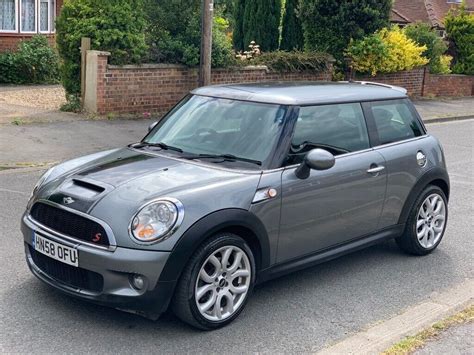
<box><xmin>22</xmin><ymin>82</ymin><xmax>449</xmax><ymax>329</ymax></box>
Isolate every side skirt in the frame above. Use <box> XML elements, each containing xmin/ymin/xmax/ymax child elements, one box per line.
<box><xmin>257</xmin><ymin>224</ymin><xmax>405</xmax><ymax>283</ymax></box>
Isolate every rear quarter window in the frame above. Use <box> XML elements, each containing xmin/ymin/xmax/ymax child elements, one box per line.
<box><xmin>367</xmin><ymin>99</ymin><xmax>424</xmax><ymax>145</ymax></box>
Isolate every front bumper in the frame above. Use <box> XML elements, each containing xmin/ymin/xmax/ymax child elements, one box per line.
<box><xmin>22</xmin><ymin>214</ymin><xmax>175</xmax><ymax>319</ymax></box>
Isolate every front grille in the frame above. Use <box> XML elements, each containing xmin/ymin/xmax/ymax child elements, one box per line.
<box><xmin>29</xmin><ymin>246</ymin><xmax>103</xmax><ymax>292</ymax></box>
<box><xmin>30</xmin><ymin>202</ymin><xmax>110</xmax><ymax>246</ymax></box>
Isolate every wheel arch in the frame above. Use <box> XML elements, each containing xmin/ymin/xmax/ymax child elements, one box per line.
<box><xmin>158</xmin><ymin>208</ymin><xmax>270</xmax><ymax>284</ymax></box>
<box><xmin>398</xmin><ymin>167</ymin><xmax>450</xmax><ymax>225</ymax></box>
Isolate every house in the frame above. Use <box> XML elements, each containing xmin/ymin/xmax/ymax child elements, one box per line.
<box><xmin>0</xmin><ymin>0</ymin><xmax>63</xmax><ymax>52</ymax></box>
<box><xmin>391</xmin><ymin>0</ymin><xmax>474</xmax><ymax>34</ymax></box>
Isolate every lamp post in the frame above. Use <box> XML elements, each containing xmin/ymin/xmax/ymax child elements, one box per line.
<box><xmin>199</xmin><ymin>0</ymin><xmax>213</xmax><ymax>87</ymax></box>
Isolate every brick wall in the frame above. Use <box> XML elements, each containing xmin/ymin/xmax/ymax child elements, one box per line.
<box><xmin>94</xmin><ymin>59</ymin><xmax>332</xmax><ymax>115</ymax></box>
<box><xmin>84</xmin><ymin>52</ymin><xmax>473</xmax><ymax>115</ymax></box>
<box><xmin>423</xmin><ymin>73</ymin><xmax>474</xmax><ymax>97</ymax></box>
<box><xmin>356</xmin><ymin>68</ymin><xmax>425</xmax><ymax>97</ymax></box>
<box><xmin>0</xmin><ymin>35</ymin><xmax>55</xmax><ymax>52</ymax></box>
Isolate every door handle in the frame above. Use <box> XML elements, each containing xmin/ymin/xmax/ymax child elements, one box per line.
<box><xmin>367</xmin><ymin>165</ymin><xmax>385</xmax><ymax>174</ymax></box>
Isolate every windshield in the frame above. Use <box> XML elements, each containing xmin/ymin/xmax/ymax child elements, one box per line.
<box><xmin>144</xmin><ymin>95</ymin><xmax>287</xmax><ymax>167</ymax></box>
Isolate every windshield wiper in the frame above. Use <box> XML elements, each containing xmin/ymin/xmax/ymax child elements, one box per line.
<box><xmin>183</xmin><ymin>153</ymin><xmax>262</xmax><ymax>166</ymax></box>
<box><xmin>129</xmin><ymin>141</ymin><xmax>183</xmax><ymax>153</ymax></box>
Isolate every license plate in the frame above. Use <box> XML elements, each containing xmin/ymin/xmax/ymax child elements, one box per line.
<box><xmin>33</xmin><ymin>232</ymin><xmax>79</xmax><ymax>267</ymax></box>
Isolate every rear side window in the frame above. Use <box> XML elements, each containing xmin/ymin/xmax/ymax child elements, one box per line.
<box><xmin>286</xmin><ymin>103</ymin><xmax>370</xmax><ymax>165</ymax></box>
<box><xmin>368</xmin><ymin>100</ymin><xmax>423</xmax><ymax>145</ymax></box>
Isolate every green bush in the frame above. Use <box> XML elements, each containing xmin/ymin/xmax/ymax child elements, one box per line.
<box><xmin>248</xmin><ymin>50</ymin><xmax>333</xmax><ymax>72</ymax></box>
<box><xmin>60</xmin><ymin>94</ymin><xmax>81</xmax><ymax>113</ymax></box>
<box><xmin>56</xmin><ymin>0</ymin><xmax>148</xmax><ymax>95</ymax></box>
<box><xmin>0</xmin><ymin>36</ymin><xmax>59</xmax><ymax>84</ymax></box>
<box><xmin>146</xmin><ymin>0</ymin><xmax>234</xmax><ymax>67</ymax></box>
<box><xmin>347</xmin><ymin>27</ymin><xmax>429</xmax><ymax>76</ymax></box>
<box><xmin>300</xmin><ymin>0</ymin><xmax>391</xmax><ymax>63</ymax></box>
<box><xmin>404</xmin><ymin>22</ymin><xmax>450</xmax><ymax>74</ymax></box>
<box><xmin>445</xmin><ymin>4</ymin><xmax>474</xmax><ymax>75</ymax></box>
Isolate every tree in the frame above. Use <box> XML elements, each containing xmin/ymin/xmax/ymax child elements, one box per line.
<box><xmin>300</xmin><ymin>0</ymin><xmax>391</xmax><ymax>63</ymax></box>
<box><xmin>233</xmin><ymin>0</ymin><xmax>281</xmax><ymax>52</ymax></box>
<box><xmin>445</xmin><ymin>3</ymin><xmax>474</xmax><ymax>75</ymax></box>
<box><xmin>56</xmin><ymin>0</ymin><xmax>147</xmax><ymax>95</ymax></box>
<box><xmin>233</xmin><ymin>0</ymin><xmax>246</xmax><ymax>51</ymax></box>
<box><xmin>404</xmin><ymin>23</ymin><xmax>451</xmax><ymax>74</ymax></box>
<box><xmin>280</xmin><ymin>0</ymin><xmax>304</xmax><ymax>51</ymax></box>
<box><xmin>145</xmin><ymin>0</ymin><xmax>234</xmax><ymax>67</ymax></box>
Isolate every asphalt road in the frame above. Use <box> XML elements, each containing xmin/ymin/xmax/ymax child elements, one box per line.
<box><xmin>0</xmin><ymin>119</ymin><xmax>472</xmax><ymax>353</ymax></box>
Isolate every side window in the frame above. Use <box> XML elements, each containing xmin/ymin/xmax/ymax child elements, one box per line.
<box><xmin>286</xmin><ymin>103</ymin><xmax>370</xmax><ymax>165</ymax></box>
<box><xmin>369</xmin><ymin>99</ymin><xmax>423</xmax><ymax>145</ymax></box>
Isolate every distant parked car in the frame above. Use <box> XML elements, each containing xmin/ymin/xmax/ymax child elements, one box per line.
<box><xmin>22</xmin><ymin>82</ymin><xmax>449</xmax><ymax>329</ymax></box>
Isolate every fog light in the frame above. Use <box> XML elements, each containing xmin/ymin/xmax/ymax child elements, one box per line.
<box><xmin>131</xmin><ymin>274</ymin><xmax>146</xmax><ymax>290</ymax></box>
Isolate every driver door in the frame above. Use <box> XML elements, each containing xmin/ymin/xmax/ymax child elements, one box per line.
<box><xmin>277</xmin><ymin>103</ymin><xmax>387</xmax><ymax>263</ymax></box>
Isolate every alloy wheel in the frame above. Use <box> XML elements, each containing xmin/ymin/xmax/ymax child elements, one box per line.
<box><xmin>416</xmin><ymin>193</ymin><xmax>446</xmax><ymax>249</ymax></box>
<box><xmin>195</xmin><ymin>245</ymin><xmax>251</xmax><ymax>321</ymax></box>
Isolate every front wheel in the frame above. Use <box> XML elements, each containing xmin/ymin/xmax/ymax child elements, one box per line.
<box><xmin>172</xmin><ymin>233</ymin><xmax>256</xmax><ymax>330</ymax></box>
<box><xmin>396</xmin><ymin>185</ymin><xmax>448</xmax><ymax>255</ymax></box>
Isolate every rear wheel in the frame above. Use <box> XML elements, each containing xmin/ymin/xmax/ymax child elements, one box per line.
<box><xmin>172</xmin><ymin>233</ymin><xmax>255</xmax><ymax>330</ymax></box>
<box><xmin>396</xmin><ymin>185</ymin><xmax>448</xmax><ymax>255</ymax></box>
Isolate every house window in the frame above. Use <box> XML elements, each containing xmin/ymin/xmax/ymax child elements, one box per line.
<box><xmin>21</xmin><ymin>0</ymin><xmax>36</xmax><ymax>32</ymax></box>
<box><xmin>0</xmin><ymin>0</ymin><xmax>17</xmax><ymax>32</ymax></box>
<box><xmin>0</xmin><ymin>0</ymin><xmax>56</xmax><ymax>33</ymax></box>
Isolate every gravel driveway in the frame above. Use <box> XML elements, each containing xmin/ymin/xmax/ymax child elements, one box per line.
<box><xmin>0</xmin><ymin>85</ymin><xmax>66</xmax><ymax>110</ymax></box>
<box><xmin>0</xmin><ymin>85</ymin><xmax>83</xmax><ymax>124</ymax></box>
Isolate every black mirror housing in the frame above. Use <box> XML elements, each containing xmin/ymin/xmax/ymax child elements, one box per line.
<box><xmin>295</xmin><ymin>148</ymin><xmax>336</xmax><ymax>179</ymax></box>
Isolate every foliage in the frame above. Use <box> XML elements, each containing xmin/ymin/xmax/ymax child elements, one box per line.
<box><xmin>300</xmin><ymin>0</ymin><xmax>391</xmax><ymax>63</ymax></box>
<box><xmin>0</xmin><ymin>36</ymin><xmax>59</xmax><ymax>84</ymax></box>
<box><xmin>232</xmin><ymin>0</ymin><xmax>246</xmax><ymax>51</ymax></box>
<box><xmin>233</xmin><ymin>0</ymin><xmax>282</xmax><ymax>51</ymax></box>
<box><xmin>56</xmin><ymin>0</ymin><xmax>148</xmax><ymax>95</ymax></box>
<box><xmin>280</xmin><ymin>0</ymin><xmax>304</xmax><ymax>51</ymax></box>
<box><xmin>145</xmin><ymin>0</ymin><xmax>234</xmax><ymax>67</ymax></box>
<box><xmin>445</xmin><ymin>4</ymin><xmax>474</xmax><ymax>75</ymax></box>
<box><xmin>347</xmin><ymin>27</ymin><xmax>429</xmax><ymax>76</ymax></box>
<box><xmin>60</xmin><ymin>94</ymin><xmax>81</xmax><ymax>113</ymax></box>
<box><xmin>249</xmin><ymin>50</ymin><xmax>333</xmax><ymax>72</ymax></box>
<box><xmin>435</xmin><ymin>55</ymin><xmax>453</xmax><ymax>74</ymax></box>
<box><xmin>404</xmin><ymin>22</ymin><xmax>450</xmax><ymax>74</ymax></box>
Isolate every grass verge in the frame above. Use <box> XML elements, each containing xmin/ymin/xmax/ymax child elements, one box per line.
<box><xmin>382</xmin><ymin>304</ymin><xmax>474</xmax><ymax>355</ymax></box>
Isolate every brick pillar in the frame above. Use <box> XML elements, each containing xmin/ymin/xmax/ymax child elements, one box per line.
<box><xmin>83</xmin><ymin>50</ymin><xmax>110</xmax><ymax>114</ymax></box>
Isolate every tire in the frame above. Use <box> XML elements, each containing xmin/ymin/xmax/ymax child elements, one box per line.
<box><xmin>396</xmin><ymin>185</ymin><xmax>448</xmax><ymax>256</ymax></box>
<box><xmin>171</xmin><ymin>233</ymin><xmax>256</xmax><ymax>330</ymax></box>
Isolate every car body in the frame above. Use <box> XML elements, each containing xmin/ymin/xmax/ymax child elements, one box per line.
<box><xmin>22</xmin><ymin>82</ymin><xmax>449</xmax><ymax>329</ymax></box>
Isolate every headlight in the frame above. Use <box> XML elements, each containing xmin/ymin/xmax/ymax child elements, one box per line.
<box><xmin>130</xmin><ymin>199</ymin><xmax>184</xmax><ymax>243</ymax></box>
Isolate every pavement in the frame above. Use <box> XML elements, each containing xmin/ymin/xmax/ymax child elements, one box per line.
<box><xmin>0</xmin><ymin>117</ymin><xmax>472</xmax><ymax>353</ymax></box>
<box><xmin>414</xmin><ymin>322</ymin><xmax>473</xmax><ymax>355</ymax></box>
<box><xmin>414</xmin><ymin>97</ymin><xmax>474</xmax><ymax>122</ymax></box>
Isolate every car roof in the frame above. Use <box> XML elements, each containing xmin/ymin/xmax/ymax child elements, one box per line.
<box><xmin>191</xmin><ymin>81</ymin><xmax>408</xmax><ymax>105</ymax></box>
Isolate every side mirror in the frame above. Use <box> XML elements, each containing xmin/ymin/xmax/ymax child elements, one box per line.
<box><xmin>148</xmin><ymin>121</ymin><xmax>158</xmax><ymax>132</ymax></box>
<box><xmin>295</xmin><ymin>148</ymin><xmax>335</xmax><ymax>179</ymax></box>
